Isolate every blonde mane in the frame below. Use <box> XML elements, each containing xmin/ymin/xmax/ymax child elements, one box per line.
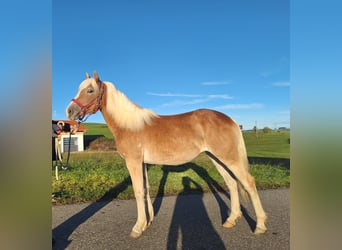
<box><xmin>103</xmin><ymin>82</ymin><xmax>159</xmax><ymax>131</ymax></box>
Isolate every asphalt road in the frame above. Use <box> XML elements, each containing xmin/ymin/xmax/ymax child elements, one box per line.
<box><xmin>52</xmin><ymin>188</ymin><xmax>289</xmax><ymax>250</ymax></box>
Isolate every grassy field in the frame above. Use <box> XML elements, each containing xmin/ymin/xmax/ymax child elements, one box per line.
<box><xmin>83</xmin><ymin>122</ymin><xmax>114</xmax><ymax>138</ymax></box>
<box><xmin>243</xmin><ymin>131</ymin><xmax>290</xmax><ymax>158</ymax></box>
<box><xmin>52</xmin><ymin>123</ymin><xmax>290</xmax><ymax>204</ymax></box>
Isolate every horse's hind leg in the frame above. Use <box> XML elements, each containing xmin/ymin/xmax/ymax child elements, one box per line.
<box><xmin>208</xmin><ymin>157</ymin><xmax>242</xmax><ymax>228</ymax></box>
<box><xmin>225</xmin><ymin>160</ymin><xmax>268</xmax><ymax>234</ymax></box>
<box><xmin>143</xmin><ymin>164</ymin><xmax>154</xmax><ymax>228</ymax></box>
<box><xmin>241</xmin><ymin>172</ymin><xmax>267</xmax><ymax>234</ymax></box>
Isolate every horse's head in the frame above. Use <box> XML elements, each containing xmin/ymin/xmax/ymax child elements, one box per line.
<box><xmin>66</xmin><ymin>71</ymin><xmax>104</xmax><ymax>121</ymax></box>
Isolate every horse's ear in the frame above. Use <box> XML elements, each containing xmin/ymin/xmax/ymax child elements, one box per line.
<box><xmin>85</xmin><ymin>72</ymin><xmax>90</xmax><ymax>79</ymax></box>
<box><xmin>93</xmin><ymin>70</ymin><xmax>100</xmax><ymax>82</ymax></box>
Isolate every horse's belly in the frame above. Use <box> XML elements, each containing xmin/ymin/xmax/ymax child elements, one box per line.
<box><xmin>143</xmin><ymin>146</ymin><xmax>202</xmax><ymax>166</ymax></box>
<box><xmin>144</xmin><ymin>157</ymin><xmax>197</xmax><ymax>166</ymax></box>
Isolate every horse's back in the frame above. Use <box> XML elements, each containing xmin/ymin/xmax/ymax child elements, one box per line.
<box><xmin>185</xmin><ymin>109</ymin><xmax>240</xmax><ymax>134</ymax></box>
<box><xmin>147</xmin><ymin>108</ymin><xmax>241</xmax><ymax>148</ymax></box>
<box><xmin>193</xmin><ymin>108</ymin><xmax>237</xmax><ymax>124</ymax></box>
<box><xmin>149</xmin><ymin>109</ymin><xmax>239</xmax><ymax>136</ymax></box>
<box><xmin>157</xmin><ymin>108</ymin><xmax>237</xmax><ymax>125</ymax></box>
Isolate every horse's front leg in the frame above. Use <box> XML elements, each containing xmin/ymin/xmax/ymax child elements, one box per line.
<box><xmin>126</xmin><ymin>160</ymin><xmax>150</xmax><ymax>238</ymax></box>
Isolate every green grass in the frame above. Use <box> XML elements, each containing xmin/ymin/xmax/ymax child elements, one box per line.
<box><xmin>243</xmin><ymin>131</ymin><xmax>290</xmax><ymax>158</ymax></box>
<box><xmin>52</xmin><ymin>123</ymin><xmax>290</xmax><ymax>204</ymax></box>
<box><xmin>52</xmin><ymin>152</ymin><xmax>289</xmax><ymax>204</ymax></box>
<box><xmin>83</xmin><ymin>123</ymin><xmax>114</xmax><ymax>139</ymax></box>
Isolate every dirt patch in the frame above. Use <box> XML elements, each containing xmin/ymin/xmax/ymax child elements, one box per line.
<box><xmin>87</xmin><ymin>137</ymin><xmax>116</xmax><ymax>151</ymax></box>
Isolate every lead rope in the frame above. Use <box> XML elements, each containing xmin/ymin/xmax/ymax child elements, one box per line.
<box><xmin>55</xmin><ymin>137</ymin><xmax>59</xmax><ymax>180</ymax></box>
<box><xmin>55</xmin><ymin>135</ymin><xmax>65</xmax><ymax>180</ymax></box>
<box><xmin>62</xmin><ymin>131</ymin><xmax>72</xmax><ymax>171</ymax></box>
<box><xmin>54</xmin><ymin>122</ymin><xmax>81</xmax><ymax>181</ymax></box>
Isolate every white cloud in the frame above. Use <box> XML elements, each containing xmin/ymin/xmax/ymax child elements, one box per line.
<box><xmin>214</xmin><ymin>103</ymin><xmax>264</xmax><ymax>110</ymax></box>
<box><xmin>147</xmin><ymin>92</ymin><xmax>234</xmax><ymax>100</ymax></box>
<box><xmin>161</xmin><ymin>96</ymin><xmax>229</xmax><ymax>107</ymax></box>
<box><xmin>200</xmin><ymin>81</ymin><xmax>231</xmax><ymax>86</ymax></box>
<box><xmin>273</xmin><ymin>81</ymin><xmax>290</xmax><ymax>87</ymax></box>
<box><xmin>147</xmin><ymin>92</ymin><xmax>202</xmax><ymax>98</ymax></box>
<box><xmin>208</xmin><ymin>94</ymin><xmax>234</xmax><ymax>100</ymax></box>
<box><xmin>160</xmin><ymin>99</ymin><xmax>207</xmax><ymax>107</ymax></box>
<box><xmin>148</xmin><ymin>92</ymin><xmax>235</xmax><ymax>108</ymax></box>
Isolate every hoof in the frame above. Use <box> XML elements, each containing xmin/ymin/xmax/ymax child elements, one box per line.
<box><xmin>223</xmin><ymin>214</ymin><xmax>241</xmax><ymax>229</ymax></box>
<box><xmin>254</xmin><ymin>227</ymin><xmax>267</xmax><ymax>235</ymax></box>
<box><xmin>129</xmin><ymin>229</ymin><xmax>142</xmax><ymax>238</ymax></box>
<box><xmin>146</xmin><ymin>221</ymin><xmax>153</xmax><ymax>230</ymax></box>
<box><xmin>141</xmin><ymin>221</ymin><xmax>152</xmax><ymax>232</ymax></box>
<box><xmin>222</xmin><ymin>221</ymin><xmax>236</xmax><ymax>228</ymax></box>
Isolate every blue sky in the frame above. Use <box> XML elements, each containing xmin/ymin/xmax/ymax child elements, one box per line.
<box><xmin>52</xmin><ymin>0</ymin><xmax>289</xmax><ymax>130</ymax></box>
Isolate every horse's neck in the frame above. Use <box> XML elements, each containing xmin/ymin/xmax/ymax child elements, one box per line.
<box><xmin>99</xmin><ymin>85</ymin><xmax>121</xmax><ymax>137</ymax></box>
<box><xmin>100</xmin><ymin>97</ymin><xmax>136</xmax><ymax>139</ymax></box>
<box><xmin>100</xmin><ymin>81</ymin><xmax>158</xmax><ymax>133</ymax></box>
<box><xmin>100</xmin><ymin>105</ymin><xmax>122</xmax><ymax>138</ymax></box>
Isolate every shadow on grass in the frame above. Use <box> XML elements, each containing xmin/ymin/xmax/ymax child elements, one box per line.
<box><xmin>248</xmin><ymin>156</ymin><xmax>290</xmax><ymax>169</ymax></box>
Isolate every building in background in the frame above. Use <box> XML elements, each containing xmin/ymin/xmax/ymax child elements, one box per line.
<box><xmin>52</xmin><ymin>120</ymin><xmax>87</xmax><ymax>152</ymax></box>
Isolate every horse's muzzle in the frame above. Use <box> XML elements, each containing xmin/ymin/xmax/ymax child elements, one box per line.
<box><xmin>66</xmin><ymin>102</ymin><xmax>82</xmax><ymax>120</ymax></box>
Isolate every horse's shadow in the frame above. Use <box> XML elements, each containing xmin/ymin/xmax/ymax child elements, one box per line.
<box><xmin>52</xmin><ymin>162</ymin><xmax>257</xmax><ymax>249</ymax></box>
<box><xmin>166</xmin><ymin>176</ymin><xmax>226</xmax><ymax>250</ymax></box>
<box><xmin>153</xmin><ymin>163</ymin><xmax>256</xmax><ymax>229</ymax></box>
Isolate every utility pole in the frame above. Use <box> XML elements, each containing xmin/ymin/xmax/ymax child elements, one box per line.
<box><xmin>255</xmin><ymin>120</ymin><xmax>258</xmax><ymax>138</ymax></box>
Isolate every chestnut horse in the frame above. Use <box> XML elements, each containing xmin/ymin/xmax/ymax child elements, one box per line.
<box><xmin>66</xmin><ymin>71</ymin><xmax>267</xmax><ymax>238</ymax></box>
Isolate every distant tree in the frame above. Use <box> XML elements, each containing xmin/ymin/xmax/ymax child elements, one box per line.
<box><xmin>263</xmin><ymin>127</ymin><xmax>272</xmax><ymax>133</ymax></box>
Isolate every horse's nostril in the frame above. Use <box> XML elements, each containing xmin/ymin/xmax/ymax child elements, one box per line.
<box><xmin>66</xmin><ymin>107</ymin><xmax>73</xmax><ymax>118</ymax></box>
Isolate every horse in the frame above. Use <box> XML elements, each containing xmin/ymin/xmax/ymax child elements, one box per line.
<box><xmin>66</xmin><ymin>71</ymin><xmax>267</xmax><ymax>238</ymax></box>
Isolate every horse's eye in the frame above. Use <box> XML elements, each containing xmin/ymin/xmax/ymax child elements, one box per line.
<box><xmin>87</xmin><ymin>89</ymin><xmax>94</xmax><ymax>94</ymax></box>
